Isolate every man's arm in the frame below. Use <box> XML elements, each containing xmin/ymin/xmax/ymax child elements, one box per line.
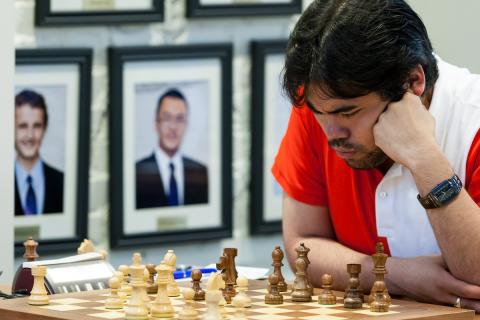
<box><xmin>283</xmin><ymin>193</ymin><xmax>480</xmax><ymax>310</ymax></box>
<box><xmin>374</xmin><ymin>92</ymin><xmax>480</xmax><ymax>285</ymax></box>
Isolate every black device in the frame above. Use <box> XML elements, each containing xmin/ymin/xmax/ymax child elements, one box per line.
<box><xmin>417</xmin><ymin>174</ymin><xmax>463</xmax><ymax>209</ymax></box>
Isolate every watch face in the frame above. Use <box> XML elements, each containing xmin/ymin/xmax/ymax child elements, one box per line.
<box><xmin>432</xmin><ymin>176</ymin><xmax>462</xmax><ymax>203</ymax></box>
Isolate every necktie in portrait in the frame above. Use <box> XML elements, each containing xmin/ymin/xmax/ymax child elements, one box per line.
<box><xmin>25</xmin><ymin>175</ymin><xmax>38</xmax><ymax>215</ymax></box>
<box><xmin>168</xmin><ymin>162</ymin><xmax>179</xmax><ymax>206</ymax></box>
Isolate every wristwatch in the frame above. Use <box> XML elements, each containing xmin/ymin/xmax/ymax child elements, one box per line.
<box><xmin>417</xmin><ymin>174</ymin><xmax>463</xmax><ymax>209</ymax></box>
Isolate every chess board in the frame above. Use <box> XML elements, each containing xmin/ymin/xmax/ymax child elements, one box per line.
<box><xmin>0</xmin><ymin>280</ymin><xmax>474</xmax><ymax>320</ymax></box>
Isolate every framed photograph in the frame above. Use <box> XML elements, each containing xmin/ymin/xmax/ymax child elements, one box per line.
<box><xmin>186</xmin><ymin>0</ymin><xmax>301</xmax><ymax>18</ymax></box>
<box><xmin>250</xmin><ymin>40</ymin><xmax>290</xmax><ymax>234</ymax></box>
<box><xmin>14</xmin><ymin>49</ymin><xmax>92</xmax><ymax>254</ymax></box>
<box><xmin>35</xmin><ymin>0</ymin><xmax>164</xmax><ymax>26</ymax></box>
<box><xmin>109</xmin><ymin>44</ymin><xmax>233</xmax><ymax>248</ymax></box>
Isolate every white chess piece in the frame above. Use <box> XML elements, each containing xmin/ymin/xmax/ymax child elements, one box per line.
<box><xmin>179</xmin><ymin>288</ymin><xmax>199</xmax><ymax>320</ymax></box>
<box><xmin>124</xmin><ymin>253</ymin><xmax>148</xmax><ymax>319</ymax></box>
<box><xmin>105</xmin><ymin>276</ymin><xmax>123</xmax><ymax>309</ymax></box>
<box><xmin>203</xmin><ymin>289</ymin><xmax>223</xmax><ymax>320</ymax></box>
<box><xmin>163</xmin><ymin>250</ymin><xmax>181</xmax><ymax>297</ymax></box>
<box><xmin>232</xmin><ymin>276</ymin><xmax>251</xmax><ymax>308</ymax></box>
<box><xmin>150</xmin><ymin>262</ymin><xmax>175</xmax><ymax>318</ymax></box>
<box><xmin>28</xmin><ymin>265</ymin><xmax>49</xmax><ymax>306</ymax></box>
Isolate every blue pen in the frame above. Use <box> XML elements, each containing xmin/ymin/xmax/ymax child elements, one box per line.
<box><xmin>173</xmin><ymin>268</ymin><xmax>217</xmax><ymax>280</ymax></box>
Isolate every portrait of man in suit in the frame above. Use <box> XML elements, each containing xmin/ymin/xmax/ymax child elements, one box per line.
<box><xmin>14</xmin><ymin>89</ymin><xmax>64</xmax><ymax>216</ymax></box>
<box><xmin>136</xmin><ymin>88</ymin><xmax>209</xmax><ymax>209</ymax></box>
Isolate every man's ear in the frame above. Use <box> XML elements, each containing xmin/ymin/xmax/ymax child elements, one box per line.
<box><xmin>407</xmin><ymin>64</ymin><xmax>426</xmax><ymax>97</ymax></box>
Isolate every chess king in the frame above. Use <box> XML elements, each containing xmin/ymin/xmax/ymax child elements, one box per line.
<box><xmin>274</xmin><ymin>0</ymin><xmax>480</xmax><ymax>311</ymax></box>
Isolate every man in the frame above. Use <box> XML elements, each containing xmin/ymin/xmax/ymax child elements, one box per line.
<box><xmin>15</xmin><ymin>89</ymin><xmax>64</xmax><ymax>216</ymax></box>
<box><xmin>136</xmin><ymin>88</ymin><xmax>208</xmax><ymax>209</ymax></box>
<box><xmin>273</xmin><ymin>0</ymin><xmax>480</xmax><ymax>311</ymax></box>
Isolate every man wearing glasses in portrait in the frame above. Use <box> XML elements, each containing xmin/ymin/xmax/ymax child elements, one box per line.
<box><xmin>136</xmin><ymin>88</ymin><xmax>208</xmax><ymax>209</ymax></box>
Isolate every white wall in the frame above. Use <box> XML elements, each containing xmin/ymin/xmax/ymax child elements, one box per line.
<box><xmin>0</xmin><ymin>0</ymin><xmax>15</xmax><ymax>281</ymax></box>
<box><xmin>13</xmin><ymin>0</ymin><xmax>480</xmax><ymax>279</ymax></box>
<box><xmin>15</xmin><ymin>0</ymin><xmax>296</xmax><ymax>275</ymax></box>
<box><xmin>408</xmin><ymin>0</ymin><xmax>480</xmax><ymax>73</ymax></box>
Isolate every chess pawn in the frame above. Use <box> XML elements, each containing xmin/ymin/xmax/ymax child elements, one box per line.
<box><xmin>272</xmin><ymin>246</ymin><xmax>288</xmax><ymax>292</ymax></box>
<box><xmin>115</xmin><ymin>271</ymin><xmax>128</xmax><ymax>302</ymax></box>
<box><xmin>118</xmin><ymin>265</ymin><xmax>132</xmax><ymax>297</ymax></box>
<box><xmin>191</xmin><ymin>269</ymin><xmax>205</xmax><ymax>301</ymax></box>
<box><xmin>370</xmin><ymin>281</ymin><xmax>389</xmax><ymax>312</ymax></box>
<box><xmin>146</xmin><ymin>263</ymin><xmax>158</xmax><ymax>294</ymax></box>
<box><xmin>318</xmin><ymin>274</ymin><xmax>336</xmax><ymax>305</ymax></box>
<box><xmin>150</xmin><ymin>263</ymin><xmax>175</xmax><ymax>318</ymax></box>
<box><xmin>265</xmin><ymin>274</ymin><xmax>283</xmax><ymax>305</ymax></box>
<box><xmin>291</xmin><ymin>257</ymin><xmax>312</xmax><ymax>302</ymax></box>
<box><xmin>28</xmin><ymin>265</ymin><xmax>49</xmax><ymax>306</ymax></box>
<box><xmin>204</xmin><ymin>289</ymin><xmax>223</xmax><ymax>320</ymax></box>
<box><xmin>23</xmin><ymin>237</ymin><xmax>39</xmax><ymax>262</ymax></box>
<box><xmin>124</xmin><ymin>253</ymin><xmax>148</xmax><ymax>319</ymax></box>
<box><xmin>232</xmin><ymin>298</ymin><xmax>248</xmax><ymax>320</ymax></box>
<box><xmin>105</xmin><ymin>276</ymin><xmax>123</xmax><ymax>309</ymax></box>
<box><xmin>179</xmin><ymin>288</ymin><xmax>199</xmax><ymax>320</ymax></box>
<box><xmin>163</xmin><ymin>250</ymin><xmax>181</xmax><ymax>297</ymax></box>
<box><xmin>344</xmin><ymin>277</ymin><xmax>363</xmax><ymax>309</ymax></box>
<box><xmin>232</xmin><ymin>276</ymin><xmax>251</xmax><ymax>308</ymax></box>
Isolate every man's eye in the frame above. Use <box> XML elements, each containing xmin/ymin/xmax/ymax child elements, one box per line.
<box><xmin>341</xmin><ymin>111</ymin><xmax>359</xmax><ymax>118</ymax></box>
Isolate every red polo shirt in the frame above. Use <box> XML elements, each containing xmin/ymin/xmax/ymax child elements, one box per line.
<box><xmin>272</xmin><ymin>105</ymin><xmax>480</xmax><ymax>256</ymax></box>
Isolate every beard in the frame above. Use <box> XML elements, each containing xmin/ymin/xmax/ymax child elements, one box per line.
<box><xmin>328</xmin><ymin>138</ymin><xmax>389</xmax><ymax>169</ymax></box>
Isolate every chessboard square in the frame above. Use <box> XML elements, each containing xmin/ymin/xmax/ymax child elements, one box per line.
<box><xmin>252</xmin><ymin>307</ymin><xmax>299</xmax><ymax>314</ymax></box>
<box><xmin>88</xmin><ymin>311</ymin><xmax>124</xmax><ymax>319</ymax></box>
<box><xmin>40</xmin><ymin>304</ymin><xmax>87</xmax><ymax>311</ymax></box>
<box><xmin>251</xmin><ymin>289</ymin><xmax>269</xmax><ymax>294</ymax></box>
<box><xmin>248</xmin><ymin>315</ymin><xmax>293</xmax><ymax>320</ymax></box>
<box><xmin>306</xmin><ymin>308</ymin><xmax>348</xmax><ymax>315</ymax></box>
<box><xmin>277</xmin><ymin>311</ymin><xmax>321</xmax><ymax>317</ymax></box>
<box><xmin>301</xmin><ymin>315</ymin><xmax>349</xmax><ymax>320</ymax></box>
<box><xmin>281</xmin><ymin>304</ymin><xmax>320</xmax><ymax>311</ymax></box>
<box><xmin>352</xmin><ymin>309</ymin><xmax>400</xmax><ymax>316</ymax></box>
<box><xmin>171</xmin><ymin>299</ymin><xmax>184</xmax><ymax>306</ymax></box>
<box><xmin>320</xmin><ymin>303</ymin><xmax>346</xmax><ymax>308</ymax></box>
<box><xmin>50</xmin><ymin>298</ymin><xmax>92</xmax><ymax>304</ymax></box>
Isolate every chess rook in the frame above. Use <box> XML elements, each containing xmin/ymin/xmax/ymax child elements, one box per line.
<box><xmin>28</xmin><ymin>265</ymin><xmax>49</xmax><ymax>306</ymax></box>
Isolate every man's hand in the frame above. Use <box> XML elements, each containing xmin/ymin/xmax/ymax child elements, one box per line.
<box><xmin>373</xmin><ymin>92</ymin><xmax>438</xmax><ymax>170</ymax></box>
<box><xmin>388</xmin><ymin>255</ymin><xmax>480</xmax><ymax>311</ymax></box>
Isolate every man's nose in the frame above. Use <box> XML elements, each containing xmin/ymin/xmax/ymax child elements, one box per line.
<box><xmin>322</xmin><ymin>117</ymin><xmax>349</xmax><ymax>141</ymax></box>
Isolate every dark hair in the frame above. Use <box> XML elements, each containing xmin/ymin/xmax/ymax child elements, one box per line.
<box><xmin>283</xmin><ymin>0</ymin><xmax>438</xmax><ymax>106</ymax></box>
<box><xmin>15</xmin><ymin>89</ymin><xmax>49</xmax><ymax>127</ymax></box>
<box><xmin>156</xmin><ymin>88</ymin><xmax>188</xmax><ymax>117</ymax></box>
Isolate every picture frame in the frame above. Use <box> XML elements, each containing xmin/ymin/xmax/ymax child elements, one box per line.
<box><xmin>109</xmin><ymin>44</ymin><xmax>233</xmax><ymax>248</ymax></box>
<box><xmin>35</xmin><ymin>0</ymin><xmax>164</xmax><ymax>26</ymax></box>
<box><xmin>186</xmin><ymin>0</ymin><xmax>301</xmax><ymax>18</ymax></box>
<box><xmin>14</xmin><ymin>48</ymin><xmax>92</xmax><ymax>255</ymax></box>
<box><xmin>250</xmin><ymin>40</ymin><xmax>290</xmax><ymax>234</ymax></box>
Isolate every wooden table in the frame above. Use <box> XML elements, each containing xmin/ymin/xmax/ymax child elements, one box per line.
<box><xmin>0</xmin><ymin>281</ymin><xmax>476</xmax><ymax>320</ymax></box>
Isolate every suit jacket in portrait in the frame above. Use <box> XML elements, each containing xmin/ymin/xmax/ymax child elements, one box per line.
<box><xmin>136</xmin><ymin>153</ymin><xmax>209</xmax><ymax>209</ymax></box>
<box><xmin>15</xmin><ymin>162</ymin><xmax>64</xmax><ymax>216</ymax></box>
